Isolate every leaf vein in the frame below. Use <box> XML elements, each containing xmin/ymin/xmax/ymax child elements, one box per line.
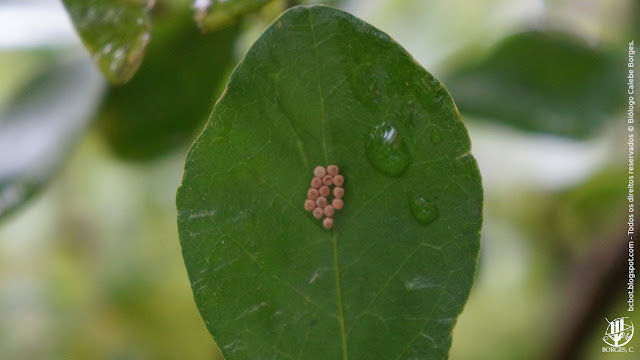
<box><xmin>346</xmin><ymin>244</ymin><xmax>425</xmax><ymax>336</ymax></box>
<box><xmin>308</xmin><ymin>8</ymin><xmax>348</xmax><ymax>360</ymax></box>
<box><xmin>226</xmin><ymin>234</ymin><xmax>334</xmax><ymax>318</ymax></box>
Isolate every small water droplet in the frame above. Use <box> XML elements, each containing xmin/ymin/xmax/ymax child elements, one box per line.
<box><xmin>113</xmin><ymin>48</ymin><xmax>124</xmax><ymax>59</ymax></box>
<box><xmin>428</xmin><ymin>126</ymin><xmax>442</xmax><ymax>144</ymax></box>
<box><xmin>105</xmin><ymin>9</ymin><xmax>116</xmax><ymax>21</ymax></box>
<box><xmin>408</xmin><ymin>192</ymin><xmax>438</xmax><ymax>226</ymax></box>
<box><xmin>109</xmin><ymin>60</ymin><xmax>119</xmax><ymax>72</ymax></box>
<box><xmin>102</xmin><ymin>43</ymin><xmax>113</xmax><ymax>54</ymax></box>
<box><xmin>193</xmin><ymin>0</ymin><xmax>212</xmax><ymax>12</ymax></box>
<box><xmin>86</xmin><ymin>8</ymin><xmax>97</xmax><ymax>21</ymax></box>
<box><xmin>365</xmin><ymin>122</ymin><xmax>411</xmax><ymax>177</ymax></box>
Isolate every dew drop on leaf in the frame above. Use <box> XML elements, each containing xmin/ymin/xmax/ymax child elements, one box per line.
<box><xmin>365</xmin><ymin>122</ymin><xmax>411</xmax><ymax>177</ymax></box>
<box><xmin>407</xmin><ymin>191</ymin><xmax>439</xmax><ymax>226</ymax></box>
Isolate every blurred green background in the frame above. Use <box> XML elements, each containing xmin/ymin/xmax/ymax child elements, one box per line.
<box><xmin>0</xmin><ymin>0</ymin><xmax>635</xmax><ymax>359</ymax></box>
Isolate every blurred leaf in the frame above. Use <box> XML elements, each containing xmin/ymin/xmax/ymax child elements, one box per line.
<box><xmin>96</xmin><ymin>10</ymin><xmax>239</xmax><ymax>161</ymax></box>
<box><xmin>177</xmin><ymin>5</ymin><xmax>482</xmax><ymax>359</ymax></box>
<box><xmin>444</xmin><ymin>31</ymin><xmax>621</xmax><ymax>138</ymax></box>
<box><xmin>552</xmin><ymin>168</ymin><xmax>625</xmax><ymax>248</ymax></box>
<box><xmin>62</xmin><ymin>0</ymin><xmax>152</xmax><ymax>85</ymax></box>
<box><xmin>0</xmin><ymin>51</ymin><xmax>57</xmax><ymax>111</ymax></box>
<box><xmin>193</xmin><ymin>0</ymin><xmax>274</xmax><ymax>31</ymax></box>
<box><xmin>0</xmin><ymin>58</ymin><xmax>104</xmax><ymax>220</ymax></box>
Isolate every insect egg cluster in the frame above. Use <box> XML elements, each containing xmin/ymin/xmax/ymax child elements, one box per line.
<box><xmin>305</xmin><ymin>165</ymin><xmax>344</xmax><ymax>229</ymax></box>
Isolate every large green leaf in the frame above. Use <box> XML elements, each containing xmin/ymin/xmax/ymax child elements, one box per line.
<box><xmin>443</xmin><ymin>31</ymin><xmax>621</xmax><ymax>139</ymax></box>
<box><xmin>0</xmin><ymin>57</ymin><xmax>104</xmax><ymax>220</ymax></box>
<box><xmin>62</xmin><ymin>0</ymin><xmax>152</xmax><ymax>85</ymax></box>
<box><xmin>177</xmin><ymin>5</ymin><xmax>482</xmax><ymax>359</ymax></box>
<box><xmin>96</xmin><ymin>10</ymin><xmax>239</xmax><ymax>161</ymax></box>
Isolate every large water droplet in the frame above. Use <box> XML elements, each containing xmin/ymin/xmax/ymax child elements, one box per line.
<box><xmin>408</xmin><ymin>192</ymin><xmax>439</xmax><ymax>226</ymax></box>
<box><xmin>365</xmin><ymin>122</ymin><xmax>411</xmax><ymax>177</ymax></box>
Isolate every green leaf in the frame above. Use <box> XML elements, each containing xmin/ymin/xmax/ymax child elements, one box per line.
<box><xmin>96</xmin><ymin>10</ymin><xmax>239</xmax><ymax>161</ymax></box>
<box><xmin>177</xmin><ymin>5</ymin><xmax>482</xmax><ymax>359</ymax></box>
<box><xmin>0</xmin><ymin>58</ymin><xmax>103</xmax><ymax>220</ymax></box>
<box><xmin>62</xmin><ymin>0</ymin><xmax>152</xmax><ymax>85</ymax></box>
<box><xmin>443</xmin><ymin>31</ymin><xmax>621</xmax><ymax>138</ymax></box>
<box><xmin>194</xmin><ymin>0</ymin><xmax>274</xmax><ymax>31</ymax></box>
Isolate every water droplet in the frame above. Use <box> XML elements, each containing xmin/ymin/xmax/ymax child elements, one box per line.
<box><xmin>365</xmin><ymin>122</ymin><xmax>411</xmax><ymax>177</ymax></box>
<box><xmin>113</xmin><ymin>48</ymin><xmax>125</xmax><ymax>59</ymax></box>
<box><xmin>428</xmin><ymin>126</ymin><xmax>442</xmax><ymax>144</ymax></box>
<box><xmin>193</xmin><ymin>0</ymin><xmax>212</xmax><ymax>12</ymax></box>
<box><xmin>408</xmin><ymin>192</ymin><xmax>438</xmax><ymax>226</ymax></box>
<box><xmin>109</xmin><ymin>60</ymin><xmax>119</xmax><ymax>72</ymax></box>
<box><xmin>102</xmin><ymin>43</ymin><xmax>113</xmax><ymax>55</ymax></box>
<box><xmin>105</xmin><ymin>9</ymin><xmax>116</xmax><ymax>21</ymax></box>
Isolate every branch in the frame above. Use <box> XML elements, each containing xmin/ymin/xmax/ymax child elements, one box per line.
<box><xmin>548</xmin><ymin>230</ymin><xmax>629</xmax><ymax>360</ymax></box>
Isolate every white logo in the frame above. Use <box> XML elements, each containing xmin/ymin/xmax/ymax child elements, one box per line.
<box><xmin>603</xmin><ymin>317</ymin><xmax>634</xmax><ymax>347</ymax></box>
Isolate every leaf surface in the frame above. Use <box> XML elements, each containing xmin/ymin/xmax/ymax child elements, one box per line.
<box><xmin>177</xmin><ymin>5</ymin><xmax>482</xmax><ymax>359</ymax></box>
<box><xmin>0</xmin><ymin>58</ymin><xmax>104</xmax><ymax>220</ymax></box>
<box><xmin>62</xmin><ymin>0</ymin><xmax>152</xmax><ymax>85</ymax></box>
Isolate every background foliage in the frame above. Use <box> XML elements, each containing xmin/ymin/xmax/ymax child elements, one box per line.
<box><xmin>0</xmin><ymin>0</ymin><xmax>635</xmax><ymax>359</ymax></box>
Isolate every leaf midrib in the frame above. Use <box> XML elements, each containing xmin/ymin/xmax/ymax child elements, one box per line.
<box><xmin>306</xmin><ymin>7</ymin><xmax>348</xmax><ymax>360</ymax></box>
